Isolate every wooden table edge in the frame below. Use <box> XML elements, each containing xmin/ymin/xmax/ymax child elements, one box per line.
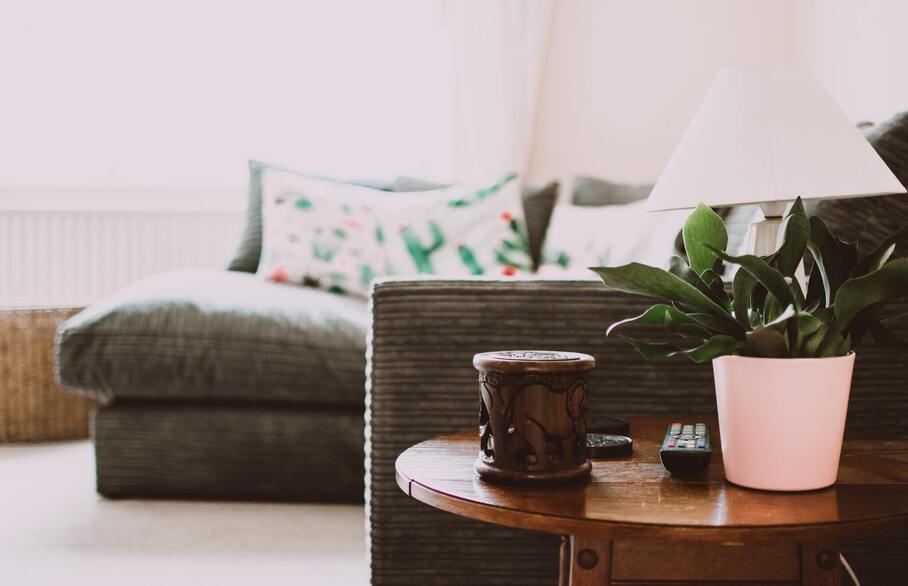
<box><xmin>395</xmin><ymin>447</ymin><xmax>908</xmax><ymax>545</ymax></box>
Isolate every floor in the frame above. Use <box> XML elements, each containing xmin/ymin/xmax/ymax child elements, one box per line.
<box><xmin>0</xmin><ymin>441</ymin><xmax>369</xmax><ymax>586</ymax></box>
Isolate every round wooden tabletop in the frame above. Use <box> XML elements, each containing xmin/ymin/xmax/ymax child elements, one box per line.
<box><xmin>395</xmin><ymin>417</ymin><xmax>908</xmax><ymax>544</ymax></box>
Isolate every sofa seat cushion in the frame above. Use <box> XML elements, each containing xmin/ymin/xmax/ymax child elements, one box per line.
<box><xmin>55</xmin><ymin>270</ymin><xmax>368</xmax><ymax>406</ymax></box>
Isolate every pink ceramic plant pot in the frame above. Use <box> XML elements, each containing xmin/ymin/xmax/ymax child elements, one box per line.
<box><xmin>712</xmin><ymin>353</ymin><xmax>855</xmax><ymax>491</ymax></box>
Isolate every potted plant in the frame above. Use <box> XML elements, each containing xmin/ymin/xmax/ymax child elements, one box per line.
<box><xmin>592</xmin><ymin>199</ymin><xmax>908</xmax><ymax>491</ymax></box>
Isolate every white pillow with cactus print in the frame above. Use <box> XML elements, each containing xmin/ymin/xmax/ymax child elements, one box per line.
<box><xmin>375</xmin><ymin>173</ymin><xmax>533</xmax><ymax>277</ymax></box>
<box><xmin>539</xmin><ymin>201</ymin><xmax>688</xmax><ymax>276</ymax></box>
<box><xmin>257</xmin><ymin>169</ymin><xmax>391</xmax><ymax>297</ymax></box>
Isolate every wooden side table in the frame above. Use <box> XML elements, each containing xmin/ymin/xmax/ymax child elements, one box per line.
<box><xmin>396</xmin><ymin>418</ymin><xmax>908</xmax><ymax>585</ymax></box>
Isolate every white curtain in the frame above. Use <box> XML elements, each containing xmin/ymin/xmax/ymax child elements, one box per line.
<box><xmin>441</xmin><ymin>0</ymin><xmax>555</xmax><ymax>182</ymax></box>
<box><xmin>0</xmin><ymin>0</ymin><xmax>554</xmax><ymax>191</ymax></box>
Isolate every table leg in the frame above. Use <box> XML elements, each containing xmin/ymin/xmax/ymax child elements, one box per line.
<box><xmin>566</xmin><ymin>536</ymin><xmax>612</xmax><ymax>585</ymax></box>
<box><xmin>558</xmin><ymin>536</ymin><xmax>570</xmax><ymax>586</ymax></box>
<box><xmin>801</xmin><ymin>542</ymin><xmax>841</xmax><ymax>586</ymax></box>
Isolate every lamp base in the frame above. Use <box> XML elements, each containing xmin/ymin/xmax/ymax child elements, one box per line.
<box><xmin>746</xmin><ymin>214</ymin><xmax>784</xmax><ymax>258</ymax></box>
<box><xmin>745</xmin><ymin>201</ymin><xmax>806</xmax><ymax>292</ymax></box>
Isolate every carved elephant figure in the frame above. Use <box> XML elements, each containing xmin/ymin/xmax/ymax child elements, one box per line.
<box><xmin>481</xmin><ymin>377</ymin><xmax>587</xmax><ymax>469</ymax></box>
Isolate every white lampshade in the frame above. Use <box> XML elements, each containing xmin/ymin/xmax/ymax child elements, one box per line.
<box><xmin>646</xmin><ymin>65</ymin><xmax>906</xmax><ymax>212</ymax></box>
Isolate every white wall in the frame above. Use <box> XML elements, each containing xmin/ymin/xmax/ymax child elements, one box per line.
<box><xmin>794</xmin><ymin>0</ymin><xmax>908</xmax><ymax>124</ymax></box>
<box><xmin>529</xmin><ymin>0</ymin><xmax>795</xmax><ymax>186</ymax></box>
<box><xmin>0</xmin><ymin>0</ymin><xmax>451</xmax><ymax>190</ymax></box>
<box><xmin>529</xmin><ymin>0</ymin><xmax>908</xmax><ymax>189</ymax></box>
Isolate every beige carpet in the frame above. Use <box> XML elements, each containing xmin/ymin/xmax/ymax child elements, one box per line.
<box><xmin>0</xmin><ymin>441</ymin><xmax>368</xmax><ymax>585</ymax></box>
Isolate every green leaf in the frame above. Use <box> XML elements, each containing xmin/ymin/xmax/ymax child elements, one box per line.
<box><xmin>763</xmin><ymin>293</ymin><xmax>784</xmax><ymax>325</ymax></box>
<box><xmin>802</xmin><ymin>324</ymin><xmax>831</xmax><ymax>357</ymax></box>
<box><xmin>772</xmin><ymin>198</ymin><xmax>810</xmax><ymax>277</ymax></box>
<box><xmin>833</xmin><ymin>259</ymin><xmax>908</xmax><ymax>332</ymax></box>
<box><xmin>618</xmin><ymin>337</ymin><xmax>684</xmax><ymax>361</ymax></box>
<box><xmin>708</xmin><ymin>246</ymin><xmax>794</xmax><ymax>309</ymax></box>
<box><xmin>794</xmin><ymin>312</ymin><xmax>826</xmax><ymax>355</ymax></box>
<box><xmin>837</xmin><ymin>334</ymin><xmax>853</xmax><ymax>356</ymax></box>
<box><xmin>763</xmin><ymin>304</ymin><xmax>797</xmax><ymax>329</ymax></box>
<box><xmin>806</xmin><ymin>216</ymin><xmax>844</xmax><ymax>307</ymax></box>
<box><xmin>683</xmin><ymin>203</ymin><xmax>728</xmax><ymax>277</ymax></box>
<box><xmin>619</xmin><ymin>335</ymin><xmax>740</xmax><ymax>363</ymax></box>
<box><xmin>590</xmin><ymin>263</ymin><xmax>737</xmax><ymax>325</ymax></box>
<box><xmin>732</xmin><ymin>268</ymin><xmax>756</xmax><ymax>328</ymax></box>
<box><xmin>686</xmin><ymin>312</ymin><xmax>744</xmax><ymax>337</ymax></box>
<box><xmin>684</xmin><ymin>335</ymin><xmax>742</xmax><ymax>363</ymax></box>
<box><xmin>852</xmin><ymin>225</ymin><xmax>907</xmax><ymax>278</ymax></box>
<box><xmin>840</xmin><ymin>239</ymin><xmax>859</xmax><ymax>280</ymax></box>
<box><xmin>606</xmin><ymin>304</ymin><xmax>711</xmax><ymax>340</ymax></box>
<box><xmin>744</xmin><ymin>327</ymin><xmax>789</xmax><ymax>358</ymax></box>
<box><xmin>668</xmin><ymin>256</ymin><xmax>724</xmax><ymax>306</ymax></box>
<box><xmin>789</xmin><ymin>278</ymin><xmax>806</xmax><ymax>310</ymax></box>
<box><xmin>813</xmin><ymin>306</ymin><xmax>836</xmax><ymax>323</ymax></box>
<box><xmin>796</xmin><ymin>312</ymin><xmax>826</xmax><ymax>336</ymax></box>
<box><xmin>805</xmin><ymin>258</ymin><xmax>826</xmax><ymax>308</ymax></box>
<box><xmin>712</xmin><ymin>245</ymin><xmax>800</xmax><ymax>350</ymax></box>
<box><xmin>702</xmin><ymin>269</ymin><xmax>731</xmax><ymax>310</ymax></box>
<box><xmin>818</xmin><ymin>332</ymin><xmax>848</xmax><ymax>357</ymax></box>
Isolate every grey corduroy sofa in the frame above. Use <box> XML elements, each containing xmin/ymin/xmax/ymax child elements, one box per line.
<box><xmin>52</xmin><ymin>161</ymin><xmax>559</xmax><ymax>502</ymax></box>
<box><xmin>366</xmin><ymin>277</ymin><xmax>908</xmax><ymax>586</ymax></box>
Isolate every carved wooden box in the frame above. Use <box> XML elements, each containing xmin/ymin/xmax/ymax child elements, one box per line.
<box><xmin>472</xmin><ymin>350</ymin><xmax>595</xmax><ymax>484</ymax></box>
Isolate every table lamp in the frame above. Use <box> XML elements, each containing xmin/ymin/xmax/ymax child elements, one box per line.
<box><xmin>645</xmin><ymin>65</ymin><xmax>906</xmax><ymax>258</ymax></box>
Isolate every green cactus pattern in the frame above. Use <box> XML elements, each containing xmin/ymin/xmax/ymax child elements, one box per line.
<box><xmin>447</xmin><ymin>173</ymin><xmax>517</xmax><ymax>208</ymax></box>
<box><xmin>493</xmin><ymin>215</ymin><xmax>533</xmax><ymax>272</ymax></box>
<box><xmin>360</xmin><ymin>264</ymin><xmax>376</xmax><ymax>287</ymax></box>
<box><xmin>457</xmin><ymin>243</ymin><xmax>484</xmax><ymax>275</ymax></box>
<box><xmin>400</xmin><ymin>221</ymin><xmax>445</xmax><ymax>273</ymax></box>
<box><xmin>553</xmin><ymin>251</ymin><xmax>571</xmax><ymax>268</ymax></box>
<box><xmin>312</xmin><ymin>226</ymin><xmax>345</xmax><ymax>261</ymax></box>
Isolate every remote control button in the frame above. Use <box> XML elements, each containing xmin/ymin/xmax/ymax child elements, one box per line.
<box><xmin>682</xmin><ymin>425</ymin><xmax>694</xmax><ymax>434</ymax></box>
<box><xmin>667</xmin><ymin>440</ymin><xmax>675</xmax><ymax>448</ymax></box>
<box><xmin>697</xmin><ymin>439</ymin><xmax>706</xmax><ymax>449</ymax></box>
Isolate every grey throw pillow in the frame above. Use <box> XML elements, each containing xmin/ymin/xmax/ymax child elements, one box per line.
<box><xmin>568</xmin><ymin>175</ymin><xmax>751</xmax><ymax>269</ymax></box>
<box><xmin>227</xmin><ymin>160</ymin><xmax>393</xmax><ymax>273</ymax></box>
<box><xmin>571</xmin><ymin>176</ymin><xmax>653</xmax><ymax>206</ymax></box>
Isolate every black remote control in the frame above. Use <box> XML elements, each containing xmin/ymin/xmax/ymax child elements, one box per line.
<box><xmin>660</xmin><ymin>422</ymin><xmax>711</xmax><ymax>475</ymax></box>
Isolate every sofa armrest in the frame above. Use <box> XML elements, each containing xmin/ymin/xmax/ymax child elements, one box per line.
<box><xmin>366</xmin><ymin>277</ymin><xmax>908</xmax><ymax>585</ymax></box>
<box><xmin>365</xmin><ymin>277</ymin><xmax>712</xmax><ymax>585</ymax></box>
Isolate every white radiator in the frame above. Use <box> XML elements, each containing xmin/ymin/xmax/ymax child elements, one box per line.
<box><xmin>0</xmin><ymin>208</ymin><xmax>245</xmax><ymax>308</ymax></box>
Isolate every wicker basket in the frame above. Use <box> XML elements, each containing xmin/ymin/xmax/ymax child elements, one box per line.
<box><xmin>0</xmin><ymin>307</ymin><xmax>95</xmax><ymax>442</ymax></box>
